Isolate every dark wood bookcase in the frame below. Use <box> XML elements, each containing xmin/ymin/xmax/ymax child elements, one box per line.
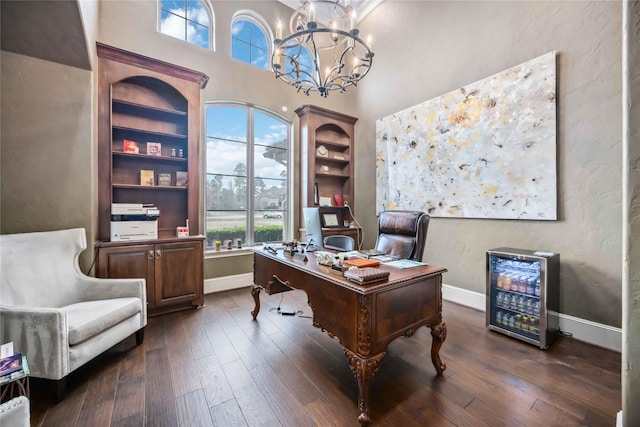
<box><xmin>95</xmin><ymin>43</ymin><xmax>208</xmax><ymax>315</ymax></box>
<box><xmin>295</xmin><ymin>105</ymin><xmax>360</xmax><ymax>247</ymax></box>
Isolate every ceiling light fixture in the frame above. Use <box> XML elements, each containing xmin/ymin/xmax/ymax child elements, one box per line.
<box><xmin>272</xmin><ymin>0</ymin><xmax>374</xmax><ymax>97</ymax></box>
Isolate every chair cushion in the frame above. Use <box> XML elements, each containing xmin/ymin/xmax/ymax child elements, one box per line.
<box><xmin>65</xmin><ymin>298</ymin><xmax>142</xmax><ymax>346</ymax></box>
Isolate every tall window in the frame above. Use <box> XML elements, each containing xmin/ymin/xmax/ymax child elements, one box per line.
<box><xmin>205</xmin><ymin>103</ymin><xmax>290</xmax><ymax>249</ymax></box>
<box><xmin>159</xmin><ymin>0</ymin><xmax>212</xmax><ymax>49</ymax></box>
<box><xmin>231</xmin><ymin>14</ymin><xmax>270</xmax><ymax>69</ymax></box>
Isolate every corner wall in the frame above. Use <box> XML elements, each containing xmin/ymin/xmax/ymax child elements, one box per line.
<box><xmin>0</xmin><ymin>51</ymin><xmax>94</xmax><ymax>270</ymax></box>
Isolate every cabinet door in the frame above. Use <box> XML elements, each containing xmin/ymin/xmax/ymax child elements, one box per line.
<box><xmin>154</xmin><ymin>241</ymin><xmax>203</xmax><ymax>308</ymax></box>
<box><xmin>97</xmin><ymin>244</ymin><xmax>155</xmax><ymax>306</ymax></box>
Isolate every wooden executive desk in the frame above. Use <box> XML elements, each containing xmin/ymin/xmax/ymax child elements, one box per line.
<box><xmin>251</xmin><ymin>248</ymin><xmax>448</xmax><ymax>425</ymax></box>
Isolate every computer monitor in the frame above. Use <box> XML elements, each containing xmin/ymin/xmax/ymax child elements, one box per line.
<box><xmin>302</xmin><ymin>207</ymin><xmax>324</xmax><ymax>251</ymax></box>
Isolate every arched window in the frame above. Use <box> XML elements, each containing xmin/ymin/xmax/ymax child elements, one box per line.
<box><xmin>159</xmin><ymin>0</ymin><xmax>213</xmax><ymax>50</ymax></box>
<box><xmin>204</xmin><ymin>102</ymin><xmax>291</xmax><ymax>248</ymax></box>
<box><xmin>231</xmin><ymin>12</ymin><xmax>271</xmax><ymax>69</ymax></box>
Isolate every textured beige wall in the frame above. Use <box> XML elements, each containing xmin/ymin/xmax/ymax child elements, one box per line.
<box><xmin>356</xmin><ymin>1</ymin><xmax>622</xmax><ymax>327</ymax></box>
<box><xmin>0</xmin><ymin>51</ymin><xmax>95</xmax><ymax>271</ymax></box>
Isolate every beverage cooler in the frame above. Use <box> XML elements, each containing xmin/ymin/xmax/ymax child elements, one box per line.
<box><xmin>486</xmin><ymin>247</ymin><xmax>560</xmax><ymax>349</ymax></box>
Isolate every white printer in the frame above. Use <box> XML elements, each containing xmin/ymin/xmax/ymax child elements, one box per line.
<box><xmin>111</xmin><ymin>203</ymin><xmax>160</xmax><ymax>241</ymax></box>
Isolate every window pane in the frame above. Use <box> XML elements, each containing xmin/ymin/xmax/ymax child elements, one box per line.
<box><xmin>161</xmin><ymin>0</ymin><xmax>186</xmax><ymax>18</ymax></box>
<box><xmin>254</xmin><ymin>111</ymin><xmax>288</xmax><ymax>148</ymax></box>
<box><xmin>205</xmin><ymin>211</ymin><xmax>247</xmax><ymax>244</ymax></box>
<box><xmin>255</xmin><ymin>145</ymin><xmax>287</xmax><ymax>180</ymax></box>
<box><xmin>160</xmin><ymin>10</ymin><xmax>186</xmax><ymax>41</ymax></box>
<box><xmin>250</xmin><ymin>22</ymin><xmax>268</xmax><ymax>50</ymax></box>
<box><xmin>206</xmin><ymin>139</ymin><xmax>246</xmax><ymax>175</ymax></box>
<box><xmin>188</xmin><ymin>22</ymin><xmax>209</xmax><ymax>49</ymax></box>
<box><xmin>205</xmin><ymin>174</ymin><xmax>246</xmax><ymax>210</ymax></box>
<box><xmin>186</xmin><ymin>0</ymin><xmax>207</xmax><ymax>24</ymax></box>
<box><xmin>206</xmin><ymin>107</ymin><xmax>247</xmax><ymax>142</ymax></box>
<box><xmin>232</xmin><ymin>39</ymin><xmax>251</xmax><ymax>63</ymax></box>
<box><xmin>205</xmin><ymin>104</ymin><xmax>289</xmax><ymax>248</ymax></box>
<box><xmin>232</xmin><ymin>20</ymin><xmax>250</xmax><ymax>43</ymax></box>
<box><xmin>251</xmin><ymin>46</ymin><xmax>268</xmax><ymax>69</ymax></box>
<box><xmin>255</xmin><ymin>178</ymin><xmax>286</xmax><ymax>210</ymax></box>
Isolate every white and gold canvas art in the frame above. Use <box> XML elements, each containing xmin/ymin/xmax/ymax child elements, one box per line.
<box><xmin>376</xmin><ymin>51</ymin><xmax>557</xmax><ymax>220</ymax></box>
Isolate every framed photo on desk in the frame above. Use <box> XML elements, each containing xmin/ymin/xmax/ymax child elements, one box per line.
<box><xmin>321</xmin><ymin>212</ymin><xmax>340</xmax><ymax>228</ymax></box>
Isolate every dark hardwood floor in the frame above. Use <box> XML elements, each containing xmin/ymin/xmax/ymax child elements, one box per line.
<box><xmin>28</xmin><ymin>287</ymin><xmax>621</xmax><ymax>426</ymax></box>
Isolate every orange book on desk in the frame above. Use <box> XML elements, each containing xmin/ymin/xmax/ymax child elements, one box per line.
<box><xmin>344</xmin><ymin>258</ymin><xmax>380</xmax><ymax>268</ymax></box>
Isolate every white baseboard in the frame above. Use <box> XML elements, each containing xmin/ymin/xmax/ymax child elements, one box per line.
<box><xmin>442</xmin><ymin>284</ymin><xmax>622</xmax><ymax>352</ymax></box>
<box><xmin>204</xmin><ymin>272</ymin><xmax>253</xmax><ymax>294</ymax></box>
<box><xmin>442</xmin><ymin>284</ymin><xmax>486</xmax><ymax>311</ymax></box>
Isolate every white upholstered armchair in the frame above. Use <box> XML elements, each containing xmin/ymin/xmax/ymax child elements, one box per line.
<box><xmin>0</xmin><ymin>228</ymin><xmax>146</xmax><ymax>401</ymax></box>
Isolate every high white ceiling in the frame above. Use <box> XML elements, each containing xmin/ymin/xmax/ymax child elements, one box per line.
<box><xmin>278</xmin><ymin>0</ymin><xmax>385</xmax><ymax>23</ymax></box>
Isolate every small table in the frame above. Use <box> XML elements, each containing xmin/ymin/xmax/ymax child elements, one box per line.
<box><xmin>251</xmin><ymin>248</ymin><xmax>448</xmax><ymax>425</ymax></box>
<box><xmin>0</xmin><ymin>357</ymin><xmax>30</xmax><ymax>403</ymax></box>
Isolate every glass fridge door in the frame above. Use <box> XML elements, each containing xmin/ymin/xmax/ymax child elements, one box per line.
<box><xmin>487</xmin><ymin>252</ymin><xmax>542</xmax><ymax>345</ymax></box>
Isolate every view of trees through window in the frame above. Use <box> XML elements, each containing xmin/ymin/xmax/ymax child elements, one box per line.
<box><xmin>205</xmin><ymin>104</ymin><xmax>289</xmax><ymax>248</ymax></box>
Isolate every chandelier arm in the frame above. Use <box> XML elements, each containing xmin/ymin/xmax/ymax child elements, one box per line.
<box><xmin>271</xmin><ymin>27</ymin><xmax>374</xmax><ymax>97</ymax></box>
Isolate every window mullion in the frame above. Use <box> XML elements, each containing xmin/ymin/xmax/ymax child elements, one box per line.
<box><xmin>247</xmin><ymin>106</ymin><xmax>255</xmax><ymax>245</ymax></box>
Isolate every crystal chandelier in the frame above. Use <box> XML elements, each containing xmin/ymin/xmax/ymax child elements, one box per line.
<box><xmin>272</xmin><ymin>0</ymin><xmax>374</xmax><ymax>97</ymax></box>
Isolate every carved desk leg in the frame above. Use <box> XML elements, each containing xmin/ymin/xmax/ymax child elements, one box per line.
<box><xmin>430</xmin><ymin>322</ymin><xmax>447</xmax><ymax>375</ymax></box>
<box><xmin>251</xmin><ymin>285</ymin><xmax>261</xmax><ymax>320</ymax></box>
<box><xmin>344</xmin><ymin>349</ymin><xmax>386</xmax><ymax>426</ymax></box>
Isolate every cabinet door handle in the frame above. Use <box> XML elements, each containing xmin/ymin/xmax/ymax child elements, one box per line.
<box><xmin>155</xmin><ymin>250</ymin><xmax>162</xmax><ymax>258</ymax></box>
<box><xmin>148</xmin><ymin>250</ymin><xmax>154</xmax><ymax>259</ymax></box>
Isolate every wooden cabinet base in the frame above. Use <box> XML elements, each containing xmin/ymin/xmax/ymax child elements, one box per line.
<box><xmin>96</xmin><ymin>236</ymin><xmax>204</xmax><ymax>315</ymax></box>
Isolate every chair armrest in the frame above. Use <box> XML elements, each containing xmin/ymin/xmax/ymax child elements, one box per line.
<box><xmin>0</xmin><ymin>306</ymin><xmax>68</xmax><ymax>380</ymax></box>
<box><xmin>77</xmin><ymin>276</ymin><xmax>147</xmax><ymax>327</ymax></box>
<box><xmin>79</xmin><ymin>276</ymin><xmax>146</xmax><ymax>300</ymax></box>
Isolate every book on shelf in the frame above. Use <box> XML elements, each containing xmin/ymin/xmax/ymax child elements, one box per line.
<box><xmin>385</xmin><ymin>259</ymin><xmax>428</xmax><ymax>269</ymax></box>
<box><xmin>176</xmin><ymin>171</ymin><xmax>188</xmax><ymax>186</ymax></box>
<box><xmin>140</xmin><ymin>169</ymin><xmax>155</xmax><ymax>186</ymax></box>
<box><xmin>146</xmin><ymin>142</ymin><xmax>162</xmax><ymax>157</ymax></box>
<box><xmin>343</xmin><ymin>267</ymin><xmax>390</xmax><ymax>284</ymax></box>
<box><xmin>158</xmin><ymin>173</ymin><xmax>172</xmax><ymax>186</ymax></box>
<box><xmin>123</xmin><ymin>139</ymin><xmax>139</xmax><ymax>154</ymax></box>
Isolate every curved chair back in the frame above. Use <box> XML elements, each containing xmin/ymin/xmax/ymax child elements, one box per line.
<box><xmin>0</xmin><ymin>228</ymin><xmax>87</xmax><ymax>307</ymax></box>
<box><xmin>374</xmin><ymin>211</ymin><xmax>430</xmax><ymax>261</ymax></box>
<box><xmin>323</xmin><ymin>235</ymin><xmax>355</xmax><ymax>251</ymax></box>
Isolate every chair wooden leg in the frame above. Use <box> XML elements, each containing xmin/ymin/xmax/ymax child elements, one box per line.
<box><xmin>135</xmin><ymin>328</ymin><xmax>145</xmax><ymax>345</ymax></box>
<box><xmin>53</xmin><ymin>377</ymin><xmax>67</xmax><ymax>403</ymax></box>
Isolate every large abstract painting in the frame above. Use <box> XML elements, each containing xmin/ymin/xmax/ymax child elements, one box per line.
<box><xmin>376</xmin><ymin>51</ymin><xmax>557</xmax><ymax>220</ymax></box>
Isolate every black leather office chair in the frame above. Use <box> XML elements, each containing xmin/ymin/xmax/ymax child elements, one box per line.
<box><xmin>323</xmin><ymin>235</ymin><xmax>355</xmax><ymax>251</ymax></box>
<box><xmin>374</xmin><ymin>210</ymin><xmax>430</xmax><ymax>261</ymax></box>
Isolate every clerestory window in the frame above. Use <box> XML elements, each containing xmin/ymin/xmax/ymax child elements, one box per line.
<box><xmin>159</xmin><ymin>0</ymin><xmax>213</xmax><ymax>49</ymax></box>
<box><xmin>231</xmin><ymin>13</ymin><xmax>271</xmax><ymax>69</ymax></box>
